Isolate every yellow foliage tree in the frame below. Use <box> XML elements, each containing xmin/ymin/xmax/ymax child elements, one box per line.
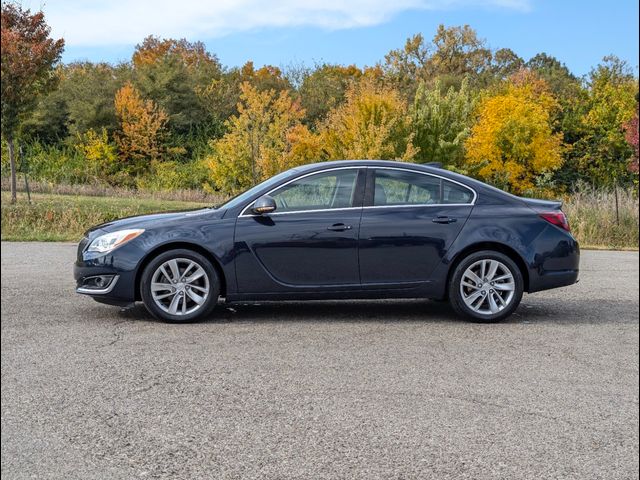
<box><xmin>320</xmin><ymin>79</ymin><xmax>417</xmax><ymax>161</ymax></box>
<box><xmin>114</xmin><ymin>82</ymin><xmax>168</xmax><ymax>176</ymax></box>
<box><xmin>77</xmin><ymin>127</ymin><xmax>118</xmax><ymax>181</ymax></box>
<box><xmin>465</xmin><ymin>70</ymin><xmax>563</xmax><ymax>193</ymax></box>
<box><xmin>207</xmin><ymin>82</ymin><xmax>308</xmax><ymax>194</ymax></box>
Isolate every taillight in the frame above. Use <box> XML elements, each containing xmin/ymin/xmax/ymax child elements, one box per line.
<box><xmin>540</xmin><ymin>212</ymin><xmax>571</xmax><ymax>232</ymax></box>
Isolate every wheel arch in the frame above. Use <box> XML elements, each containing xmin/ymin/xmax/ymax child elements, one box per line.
<box><xmin>134</xmin><ymin>242</ymin><xmax>227</xmax><ymax>301</ymax></box>
<box><xmin>445</xmin><ymin>241</ymin><xmax>530</xmax><ymax>297</ymax></box>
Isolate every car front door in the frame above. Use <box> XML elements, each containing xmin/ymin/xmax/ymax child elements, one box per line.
<box><xmin>234</xmin><ymin>168</ymin><xmax>365</xmax><ymax>293</ymax></box>
<box><xmin>358</xmin><ymin>168</ymin><xmax>475</xmax><ymax>285</ymax></box>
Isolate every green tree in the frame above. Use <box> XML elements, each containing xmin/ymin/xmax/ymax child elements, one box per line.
<box><xmin>525</xmin><ymin>54</ymin><xmax>587</xmax><ymax>188</ymax></box>
<box><xmin>297</xmin><ymin>64</ymin><xmax>362</xmax><ymax>126</ymax></box>
<box><xmin>411</xmin><ymin>78</ymin><xmax>476</xmax><ymax>166</ymax></box>
<box><xmin>133</xmin><ymin>37</ymin><xmax>222</xmax><ymax>143</ymax></box>
<box><xmin>1</xmin><ymin>3</ymin><xmax>64</xmax><ymax>202</ymax></box>
<box><xmin>63</xmin><ymin>62</ymin><xmax>130</xmax><ymax>136</ymax></box>
<box><xmin>526</xmin><ymin>53</ymin><xmax>581</xmax><ymax>99</ymax></box>
<box><xmin>573</xmin><ymin>56</ymin><xmax>638</xmax><ymax>186</ymax></box>
<box><xmin>491</xmin><ymin>48</ymin><xmax>525</xmax><ymax>81</ymax></box>
<box><xmin>383</xmin><ymin>25</ymin><xmax>492</xmax><ymax>95</ymax></box>
<box><xmin>624</xmin><ymin>106</ymin><xmax>638</xmax><ymax>174</ymax></box>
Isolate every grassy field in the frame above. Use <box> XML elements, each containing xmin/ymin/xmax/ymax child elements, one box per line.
<box><xmin>1</xmin><ymin>192</ymin><xmax>208</xmax><ymax>241</ymax></box>
<box><xmin>1</xmin><ymin>189</ymin><xmax>638</xmax><ymax>249</ymax></box>
<box><xmin>562</xmin><ymin>187</ymin><xmax>638</xmax><ymax>250</ymax></box>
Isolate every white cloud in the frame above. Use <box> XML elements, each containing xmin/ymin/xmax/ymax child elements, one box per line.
<box><xmin>36</xmin><ymin>0</ymin><xmax>531</xmax><ymax>46</ymax></box>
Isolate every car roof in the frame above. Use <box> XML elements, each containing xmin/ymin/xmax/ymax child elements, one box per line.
<box><xmin>293</xmin><ymin>159</ymin><xmax>442</xmax><ymax>174</ymax></box>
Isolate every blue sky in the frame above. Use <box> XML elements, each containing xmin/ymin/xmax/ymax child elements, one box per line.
<box><xmin>33</xmin><ymin>0</ymin><xmax>639</xmax><ymax>77</ymax></box>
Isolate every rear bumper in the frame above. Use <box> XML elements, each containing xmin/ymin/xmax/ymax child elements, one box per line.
<box><xmin>527</xmin><ymin>230</ymin><xmax>580</xmax><ymax>293</ymax></box>
<box><xmin>528</xmin><ymin>268</ymin><xmax>579</xmax><ymax>293</ymax></box>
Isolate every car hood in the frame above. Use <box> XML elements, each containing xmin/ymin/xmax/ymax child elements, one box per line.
<box><xmin>86</xmin><ymin>208</ymin><xmax>224</xmax><ymax>235</ymax></box>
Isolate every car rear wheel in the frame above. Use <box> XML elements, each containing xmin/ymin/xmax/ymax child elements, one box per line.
<box><xmin>448</xmin><ymin>250</ymin><xmax>523</xmax><ymax>323</ymax></box>
<box><xmin>140</xmin><ymin>249</ymin><xmax>220</xmax><ymax>322</ymax></box>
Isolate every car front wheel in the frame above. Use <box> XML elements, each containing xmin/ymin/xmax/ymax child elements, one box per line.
<box><xmin>140</xmin><ymin>249</ymin><xmax>220</xmax><ymax>322</ymax></box>
<box><xmin>448</xmin><ymin>250</ymin><xmax>524</xmax><ymax>323</ymax></box>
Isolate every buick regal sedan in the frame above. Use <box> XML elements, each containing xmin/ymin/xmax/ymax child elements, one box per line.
<box><xmin>74</xmin><ymin>160</ymin><xmax>579</xmax><ymax>323</ymax></box>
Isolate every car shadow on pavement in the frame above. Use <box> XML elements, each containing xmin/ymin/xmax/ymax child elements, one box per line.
<box><xmin>113</xmin><ymin>297</ymin><xmax>638</xmax><ymax>325</ymax></box>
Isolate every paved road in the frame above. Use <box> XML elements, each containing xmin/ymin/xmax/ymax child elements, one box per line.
<box><xmin>1</xmin><ymin>243</ymin><xmax>638</xmax><ymax>480</ymax></box>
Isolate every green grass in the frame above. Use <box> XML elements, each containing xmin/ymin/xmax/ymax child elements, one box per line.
<box><xmin>1</xmin><ymin>192</ymin><xmax>208</xmax><ymax>241</ymax></box>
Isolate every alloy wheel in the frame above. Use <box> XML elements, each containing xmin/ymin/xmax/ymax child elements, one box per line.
<box><xmin>150</xmin><ymin>258</ymin><xmax>210</xmax><ymax>316</ymax></box>
<box><xmin>459</xmin><ymin>259</ymin><xmax>515</xmax><ymax>316</ymax></box>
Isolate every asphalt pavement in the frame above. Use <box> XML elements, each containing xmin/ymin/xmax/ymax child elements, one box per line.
<box><xmin>1</xmin><ymin>242</ymin><xmax>638</xmax><ymax>479</ymax></box>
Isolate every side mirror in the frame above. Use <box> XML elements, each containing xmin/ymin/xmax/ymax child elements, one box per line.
<box><xmin>252</xmin><ymin>195</ymin><xmax>277</xmax><ymax>215</ymax></box>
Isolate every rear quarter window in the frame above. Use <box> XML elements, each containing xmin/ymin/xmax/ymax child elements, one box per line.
<box><xmin>442</xmin><ymin>180</ymin><xmax>474</xmax><ymax>204</ymax></box>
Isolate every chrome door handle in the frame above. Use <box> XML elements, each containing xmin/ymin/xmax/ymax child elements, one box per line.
<box><xmin>327</xmin><ymin>223</ymin><xmax>352</xmax><ymax>231</ymax></box>
<box><xmin>432</xmin><ymin>216</ymin><xmax>457</xmax><ymax>224</ymax></box>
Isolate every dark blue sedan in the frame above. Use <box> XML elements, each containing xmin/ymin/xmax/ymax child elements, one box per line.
<box><xmin>74</xmin><ymin>160</ymin><xmax>580</xmax><ymax>322</ymax></box>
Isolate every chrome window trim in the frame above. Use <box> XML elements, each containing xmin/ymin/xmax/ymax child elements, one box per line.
<box><xmin>238</xmin><ymin>164</ymin><xmax>477</xmax><ymax>217</ymax></box>
<box><xmin>362</xmin><ymin>203</ymin><xmax>474</xmax><ymax>210</ymax></box>
<box><xmin>239</xmin><ymin>166</ymin><xmax>363</xmax><ymax>217</ymax></box>
<box><xmin>372</xmin><ymin>166</ymin><xmax>477</xmax><ymax>206</ymax></box>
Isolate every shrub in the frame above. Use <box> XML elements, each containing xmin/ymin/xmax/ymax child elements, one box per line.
<box><xmin>136</xmin><ymin>158</ymin><xmax>213</xmax><ymax>191</ymax></box>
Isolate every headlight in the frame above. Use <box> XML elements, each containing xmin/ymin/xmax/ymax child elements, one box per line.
<box><xmin>87</xmin><ymin>229</ymin><xmax>145</xmax><ymax>254</ymax></box>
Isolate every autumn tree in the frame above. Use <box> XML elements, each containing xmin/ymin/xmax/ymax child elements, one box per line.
<box><xmin>298</xmin><ymin>64</ymin><xmax>362</xmax><ymax>125</ymax></box>
<box><xmin>624</xmin><ymin>107</ymin><xmax>639</xmax><ymax>174</ymax></box>
<box><xmin>114</xmin><ymin>82</ymin><xmax>168</xmax><ymax>177</ymax></box>
<box><xmin>320</xmin><ymin>79</ymin><xmax>416</xmax><ymax>161</ymax></box>
<box><xmin>383</xmin><ymin>25</ymin><xmax>493</xmax><ymax>96</ymax></box>
<box><xmin>197</xmin><ymin>61</ymin><xmax>293</xmax><ymax>139</ymax></box>
<box><xmin>132</xmin><ymin>36</ymin><xmax>221</xmax><ymax>143</ymax></box>
<box><xmin>1</xmin><ymin>3</ymin><xmax>64</xmax><ymax>202</ymax></box>
<box><xmin>465</xmin><ymin>70</ymin><xmax>564</xmax><ymax>193</ymax></box>
<box><xmin>429</xmin><ymin>25</ymin><xmax>492</xmax><ymax>84</ymax></box>
<box><xmin>574</xmin><ymin>56</ymin><xmax>638</xmax><ymax>186</ymax></box>
<box><xmin>491</xmin><ymin>48</ymin><xmax>525</xmax><ymax>81</ymax></box>
<box><xmin>207</xmin><ymin>82</ymin><xmax>306</xmax><ymax>194</ymax></box>
<box><xmin>411</xmin><ymin>78</ymin><xmax>476</xmax><ymax>167</ymax></box>
<box><xmin>526</xmin><ymin>53</ymin><xmax>580</xmax><ymax>99</ymax></box>
<box><xmin>133</xmin><ymin>36</ymin><xmax>220</xmax><ymax>71</ymax></box>
<box><xmin>76</xmin><ymin>128</ymin><xmax>119</xmax><ymax>182</ymax></box>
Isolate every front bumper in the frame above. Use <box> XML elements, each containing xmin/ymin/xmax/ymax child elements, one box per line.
<box><xmin>74</xmin><ymin>236</ymin><xmax>144</xmax><ymax>306</ymax></box>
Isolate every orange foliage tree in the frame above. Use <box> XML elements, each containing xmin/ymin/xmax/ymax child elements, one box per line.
<box><xmin>114</xmin><ymin>82</ymin><xmax>168</xmax><ymax>176</ymax></box>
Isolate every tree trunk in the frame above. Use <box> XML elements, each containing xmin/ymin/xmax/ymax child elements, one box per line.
<box><xmin>8</xmin><ymin>136</ymin><xmax>17</xmax><ymax>204</ymax></box>
<box><xmin>614</xmin><ymin>183</ymin><xmax>620</xmax><ymax>226</ymax></box>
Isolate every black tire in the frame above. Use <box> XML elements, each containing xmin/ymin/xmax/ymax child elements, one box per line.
<box><xmin>448</xmin><ymin>250</ymin><xmax>524</xmax><ymax>323</ymax></box>
<box><xmin>140</xmin><ymin>249</ymin><xmax>220</xmax><ymax>323</ymax></box>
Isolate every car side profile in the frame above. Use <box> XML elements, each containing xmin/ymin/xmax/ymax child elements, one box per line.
<box><xmin>74</xmin><ymin>160</ymin><xmax>580</xmax><ymax>323</ymax></box>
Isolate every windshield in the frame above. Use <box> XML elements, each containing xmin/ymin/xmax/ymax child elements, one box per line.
<box><xmin>217</xmin><ymin>169</ymin><xmax>298</xmax><ymax>210</ymax></box>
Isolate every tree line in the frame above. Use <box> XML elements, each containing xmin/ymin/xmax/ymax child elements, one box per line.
<box><xmin>2</xmin><ymin>3</ymin><xmax>638</xmax><ymax>201</ymax></box>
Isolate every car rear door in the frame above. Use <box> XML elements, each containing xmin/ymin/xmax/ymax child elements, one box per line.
<box><xmin>234</xmin><ymin>167</ymin><xmax>365</xmax><ymax>292</ymax></box>
<box><xmin>358</xmin><ymin>168</ymin><xmax>475</xmax><ymax>285</ymax></box>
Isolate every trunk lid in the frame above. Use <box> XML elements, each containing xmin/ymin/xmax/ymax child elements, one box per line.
<box><xmin>520</xmin><ymin>197</ymin><xmax>563</xmax><ymax>212</ymax></box>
